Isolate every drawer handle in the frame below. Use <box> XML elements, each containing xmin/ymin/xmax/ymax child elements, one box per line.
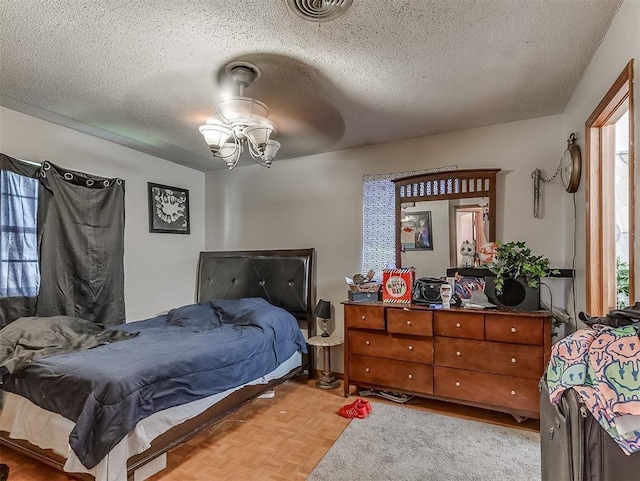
<box><xmin>365</xmin><ymin>340</ymin><xmax>370</xmax><ymax>345</ymax></box>
<box><xmin>408</xmin><ymin>374</ymin><xmax>413</xmax><ymax>379</ymax></box>
<box><xmin>455</xmin><ymin>323</ymin><xmax>461</xmax><ymax>328</ymax></box>
<box><xmin>456</xmin><ymin>351</ymin><xmax>461</xmax><ymax>356</ymax></box>
<box><xmin>511</xmin><ymin>390</ymin><xmax>516</xmax><ymax>395</ymax></box>
<box><xmin>362</xmin><ymin>315</ymin><xmax>367</xmax><ymax>320</ymax></box>
<box><xmin>511</xmin><ymin>358</ymin><xmax>517</xmax><ymax>363</ymax></box>
<box><xmin>511</xmin><ymin>327</ymin><xmax>517</xmax><ymax>333</ymax></box>
<box><xmin>455</xmin><ymin>381</ymin><xmax>461</xmax><ymax>387</ymax></box>
<box><xmin>365</xmin><ymin>368</ymin><xmax>370</xmax><ymax>373</ymax></box>
<box><xmin>406</xmin><ymin>320</ymin><xmax>412</xmax><ymax>326</ymax></box>
<box><xmin>408</xmin><ymin>345</ymin><xmax>413</xmax><ymax>350</ymax></box>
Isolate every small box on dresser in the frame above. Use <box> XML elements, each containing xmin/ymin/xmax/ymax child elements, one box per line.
<box><xmin>348</xmin><ymin>290</ymin><xmax>381</xmax><ymax>302</ymax></box>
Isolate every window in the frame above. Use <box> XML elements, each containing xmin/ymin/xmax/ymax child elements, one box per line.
<box><xmin>585</xmin><ymin>60</ymin><xmax>635</xmax><ymax>314</ymax></box>
<box><xmin>0</xmin><ymin>169</ymin><xmax>40</xmax><ymax>297</ymax></box>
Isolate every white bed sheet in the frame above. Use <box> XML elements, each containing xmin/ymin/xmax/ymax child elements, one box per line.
<box><xmin>0</xmin><ymin>351</ymin><xmax>301</xmax><ymax>481</ymax></box>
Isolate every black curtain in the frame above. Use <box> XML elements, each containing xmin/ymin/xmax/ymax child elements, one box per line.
<box><xmin>35</xmin><ymin>161</ymin><xmax>125</xmax><ymax>325</ymax></box>
<box><xmin>0</xmin><ymin>154</ymin><xmax>50</xmax><ymax>328</ymax></box>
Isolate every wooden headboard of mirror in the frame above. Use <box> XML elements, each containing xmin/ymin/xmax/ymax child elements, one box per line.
<box><xmin>393</xmin><ymin>168</ymin><xmax>501</xmax><ymax>268</ymax></box>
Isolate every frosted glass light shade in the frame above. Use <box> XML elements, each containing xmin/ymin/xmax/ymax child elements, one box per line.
<box><xmin>216</xmin><ymin>96</ymin><xmax>269</xmax><ymax>122</ymax></box>
<box><xmin>218</xmin><ymin>143</ymin><xmax>242</xmax><ymax>169</ymax></box>
<box><xmin>199</xmin><ymin>124</ymin><xmax>232</xmax><ymax>152</ymax></box>
<box><xmin>244</xmin><ymin>124</ymin><xmax>274</xmax><ymax>150</ymax></box>
<box><xmin>218</xmin><ymin>143</ymin><xmax>240</xmax><ymax>158</ymax></box>
<box><xmin>262</xmin><ymin>140</ymin><xmax>281</xmax><ymax>161</ymax></box>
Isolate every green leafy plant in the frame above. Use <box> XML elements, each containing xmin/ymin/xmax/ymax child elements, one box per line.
<box><xmin>488</xmin><ymin>241</ymin><xmax>559</xmax><ymax>294</ymax></box>
<box><xmin>616</xmin><ymin>257</ymin><xmax>629</xmax><ymax>309</ymax></box>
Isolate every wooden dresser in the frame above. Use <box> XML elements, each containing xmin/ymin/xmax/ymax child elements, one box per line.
<box><xmin>343</xmin><ymin>301</ymin><xmax>552</xmax><ymax>420</ymax></box>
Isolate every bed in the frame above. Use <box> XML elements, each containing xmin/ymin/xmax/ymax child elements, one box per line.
<box><xmin>0</xmin><ymin>248</ymin><xmax>316</xmax><ymax>481</ymax></box>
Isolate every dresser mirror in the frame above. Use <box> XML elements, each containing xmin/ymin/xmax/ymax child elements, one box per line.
<box><xmin>393</xmin><ymin>169</ymin><xmax>500</xmax><ymax>273</ymax></box>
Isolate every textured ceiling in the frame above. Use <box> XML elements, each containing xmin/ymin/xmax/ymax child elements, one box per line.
<box><xmin>0</xmin><ymin>0</ymin><xmax>622</xmax><ymax>171</ymax></box>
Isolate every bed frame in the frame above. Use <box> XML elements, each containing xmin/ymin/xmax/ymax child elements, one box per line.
<box><xmin>0</xmin><ymin>248</ymin><xmax>317</xmax><ymax>480</ymax></box>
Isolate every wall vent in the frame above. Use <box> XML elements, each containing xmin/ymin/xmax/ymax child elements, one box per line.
<box><xmin>286</xmin><ymin>0</ymin><xmax>353</xmax><ymax>22</ymax></box>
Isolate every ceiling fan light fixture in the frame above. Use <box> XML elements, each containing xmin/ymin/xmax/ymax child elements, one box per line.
<box><xmin>200</xmin><ymin>61</ymin><xmax>281</xmax><ymax>170</ymax></box>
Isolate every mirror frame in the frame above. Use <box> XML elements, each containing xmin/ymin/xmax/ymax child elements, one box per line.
<box><xmin>393</xmin><ymin>168</ymin><xmax>501</xmax><ymax>267</ymax></box>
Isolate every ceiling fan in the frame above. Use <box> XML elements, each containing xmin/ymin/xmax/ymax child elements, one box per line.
<box><xmin>199</xmin><ymin>61</ymin><xmax>280</xmax><ymax>170</ymax></box>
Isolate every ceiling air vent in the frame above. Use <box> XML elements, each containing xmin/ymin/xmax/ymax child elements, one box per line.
<box><xmin>286</xmin><ymin>0</ymin><xmax>353</xmax><ymax>22</ymax></box>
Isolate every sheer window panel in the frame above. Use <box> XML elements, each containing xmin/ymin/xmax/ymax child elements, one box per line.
<box><xmin>0</xmin><ymin>170</ymin><xmax>40</xmax><ymax>297</ymax></box>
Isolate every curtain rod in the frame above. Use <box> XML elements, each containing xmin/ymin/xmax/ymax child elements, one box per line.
<box><xmin>3</xmin><ymin>153</ymin><xmax>42</xmax><ymax>167</ymax></box>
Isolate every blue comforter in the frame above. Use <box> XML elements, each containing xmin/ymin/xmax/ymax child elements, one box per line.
<box><xmin>2</xmin><ymin>298</ymin><xmax>307</xmax><ymax>469</ymax></box>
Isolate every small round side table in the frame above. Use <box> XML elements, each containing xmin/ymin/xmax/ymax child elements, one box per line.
<box><xmin>306</xmin><ymin>335</ymin><xmax>344</xmax><ymax>390</ymax></box>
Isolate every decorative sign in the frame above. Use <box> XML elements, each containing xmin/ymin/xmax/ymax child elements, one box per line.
<box><xmin>382</xmin><ymin>268</ymin><xmax>415</xmax><ymax>303</ymax></box>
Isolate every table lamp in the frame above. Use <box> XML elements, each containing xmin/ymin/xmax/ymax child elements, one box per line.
<box><xmin>314</xmin><ymin>299</ymin><xmax>332</xmax><ymax>337</ymax></box>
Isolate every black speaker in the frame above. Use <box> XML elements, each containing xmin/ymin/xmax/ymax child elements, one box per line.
<box><xmin>484</xmin><ymin>277</ymin><xmax>540</xmax><ymax>311</ymax></box>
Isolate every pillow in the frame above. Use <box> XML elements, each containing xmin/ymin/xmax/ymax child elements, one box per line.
<box><xmin>164</xmin><ymin>303</ymin><xmax>222</xmax><ymax>329</ymax></box>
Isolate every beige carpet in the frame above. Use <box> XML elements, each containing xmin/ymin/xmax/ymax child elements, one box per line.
<box><xmin>308</xmin><ymin>401</ymin><xmax>540</xmax><ymax>481</ymax></box>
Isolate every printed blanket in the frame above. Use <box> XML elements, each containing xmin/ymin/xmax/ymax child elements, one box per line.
<box><xmin>546</xmin><ymin>324</ymin><xmax>640</xmax><ymax>455</ymax></box>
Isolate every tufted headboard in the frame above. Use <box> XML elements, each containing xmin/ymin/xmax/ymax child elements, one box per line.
<box><xmin>196</xmin><ymin>249</ymin><xmax>316</xmax><ymax>337</ymax></box>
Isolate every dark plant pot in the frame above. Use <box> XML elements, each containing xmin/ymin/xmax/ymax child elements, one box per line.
<box><xmin>485</xmin><ymin>277</ymin><xmax>540</xmax><ymax>311</ymax></box>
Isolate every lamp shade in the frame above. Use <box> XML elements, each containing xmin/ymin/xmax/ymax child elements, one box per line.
<box><xmin>262</xmin><ymin>140</ymin><xmax>281</xmax><ymax>161</ymax></box>
<box><xmin>218</xmin><ymin>143</ymin><xmax>243</xmax><ymax>169</ymax></box>
<box><xmin>243</xmin><ymin>123</ymin><xmax>274</xmax><ymax>150</ymax></box>
<box><xmin>199</xmin><ymin>124</ymin><xmax>232</xmax><ymax>152</ymax></box>
<box><xmin>313</xmin><ymin>299</ymin><xmax>331</xmax><ymax>319</ymax></box>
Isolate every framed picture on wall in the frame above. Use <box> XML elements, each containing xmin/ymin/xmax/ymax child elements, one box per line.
<box><xmin>401</xmin><ymin>211</ymin><xmax>433</xmax><ymax>250</ymax></box>
<box><xmin>148</xmin><ymin>182</ymin><xmax>190</xmax><ymax>234</ymax></box>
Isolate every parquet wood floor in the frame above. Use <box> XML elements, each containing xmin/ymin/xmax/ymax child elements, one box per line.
<box><xmin>1</xmin><ymin>376</ymin><xmax>539</xmax><ymax>481</ymax></box>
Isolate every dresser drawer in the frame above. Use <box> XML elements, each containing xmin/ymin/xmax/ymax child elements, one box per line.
<box><xmin>345</xmin><ymin>304</ymin><xmax>385</xmax><ymax>330</ymax></box>
<box><xmin>434</xmin><ymin>366</ymin><xmax>539</xmax><ymax>414</ymax></box>
<box><xmin>386</xmin><ymin>308</ymin><xmax>433</xmax><ymax>336</ymax></box>
<box><xmin>485</xmin><ymin>314</ymin><xmax>543</xmax><ymax>345</ymax></box>
<box><xmin>433</xmin><ymin>311</ymin><xmax>484</xmax><ymax>339</ymax></box>
<box><xmin>434</xmin><ymin>338</ymin><xmax>544</xmax><ymax>379</ymax></box>
<box><xmin>349</xmin><ymin>355</ymin><xmax>433</xmax><ymax>394</ymax></box>
<box><xmin>349</xmin><ymin>330</ymin><xmax>433</xmax><ymax>363</ymax></box>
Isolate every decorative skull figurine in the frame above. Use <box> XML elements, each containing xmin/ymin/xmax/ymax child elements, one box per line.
<box><xmin>459</xmin><ymin>240</ymin><xmax>476</xmax><ymax>268</ymax></box>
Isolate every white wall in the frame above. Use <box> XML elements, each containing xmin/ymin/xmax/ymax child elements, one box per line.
<box><xmin>0</xmin><ymin>107</ymin><xmax>206</xmax><ymax>321</ymax></box>
<box><xmin>205</xmin><ymin>114</ymin><xmax>567</xmax><ymax>372</ymax></box>
<box><xmin>562</xmin><ymin>0</ymin><xmax>640</xmax><ymax>319</ymax></box>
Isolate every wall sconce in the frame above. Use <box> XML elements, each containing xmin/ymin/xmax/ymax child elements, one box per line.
<box><xmin>314</xmin><ymin>299</ymin><xmax>332</xmax><ymax>337</ymax></box>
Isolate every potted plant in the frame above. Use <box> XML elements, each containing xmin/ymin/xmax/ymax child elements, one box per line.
<box><xmin>488</xmin><ymin>241</ymin><xmax>559</xmax><ymax>294</ymax></box>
